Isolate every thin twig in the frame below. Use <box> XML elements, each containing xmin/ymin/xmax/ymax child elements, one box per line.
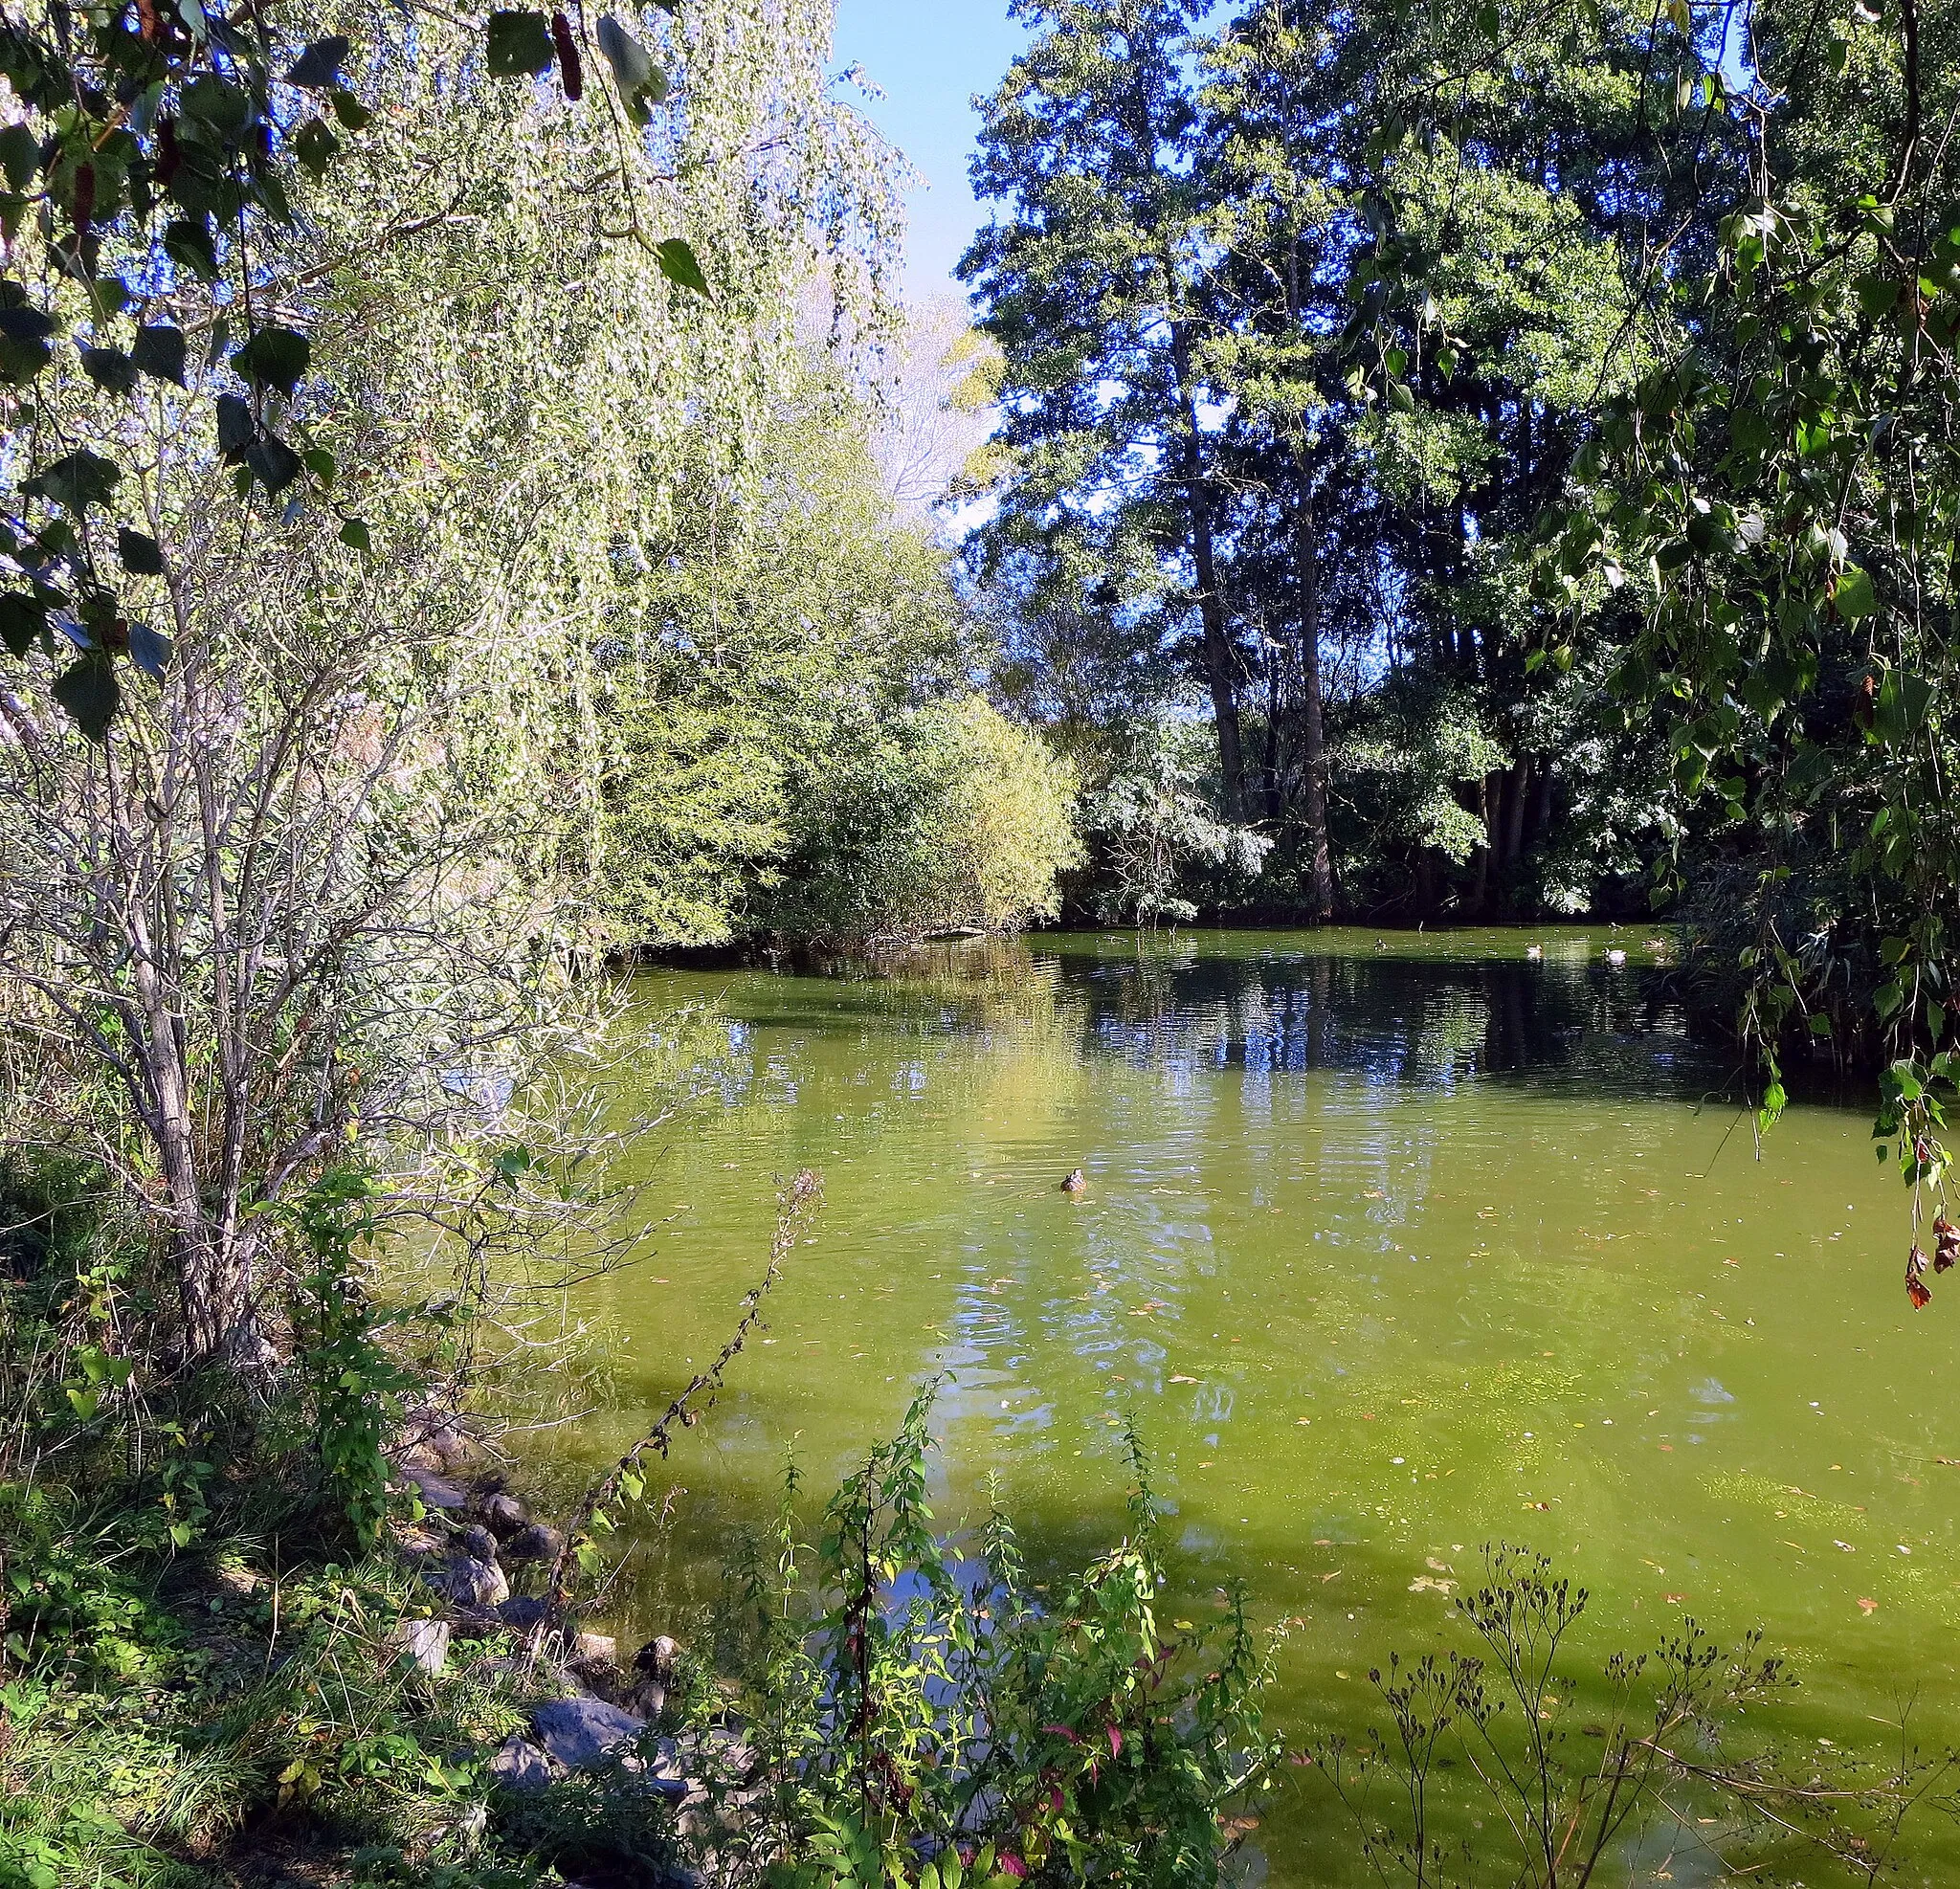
<box><xmin>547</xmin><ymin>1168</ymin><xmax>821</xmax><ymax>1604</ymax></box>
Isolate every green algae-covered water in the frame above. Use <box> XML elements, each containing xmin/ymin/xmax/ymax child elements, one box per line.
<box><xmin>546</xmin><ymin>927</ymin><xmax>1960</xmax><ymax>1879</ymax></box>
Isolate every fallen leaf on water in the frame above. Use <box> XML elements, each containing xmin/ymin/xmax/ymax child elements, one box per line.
<box><xmin>1936</xmin><ymin>1457</ymin><xmax>1960</xmax><ymax>1466</ymax></box>
<box><xmin>1365</xmin><ymin>1189</ymin><xmax>1384</xmax><ymax>1199</ymax></box>
<box><xmin>1665</xmin><ymin>1593</ymin><xmax>1686</xmax><ymax>1605</ymax></box>
<box><xmin>1858</xmin><ymin>1597</ymin><xmax>1878</xmax><ymax>1614</ymax></box>
<box><xmin>1427</xmin><ymin>1557</ymin><xmax>1451</xmax><ymax>1572</ymax></box>
<box><xmin>1409</xmin><ymin>1576</ymin><xmax>1456</xmax><ymax>1594</ymax></box>
<box><xmin>1321</xmin><ymin>1570</ymin><xmax>1341</xmax><ymax>1583</ymax></box>
<box><xmin>1169</xmin><ymin>1374</ymin><xmax>1198</xmax><ymax>1384</ymax></box>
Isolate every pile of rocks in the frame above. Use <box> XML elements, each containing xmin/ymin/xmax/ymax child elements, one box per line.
<box><xmin>393</xmin><ymin>1461</ymin><xmax>564</xmax><ymax>1621</ymax></box>
<box><xmin>383</xmin><ymin>1425</ymin><xmax>759</xmax><ymax>1843</ymax></box>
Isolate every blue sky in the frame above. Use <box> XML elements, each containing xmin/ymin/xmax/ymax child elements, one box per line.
<box><xmin>833</xmin><ymin>0</ymin><xmax>1029</xmax><ymax>298</ymax></box>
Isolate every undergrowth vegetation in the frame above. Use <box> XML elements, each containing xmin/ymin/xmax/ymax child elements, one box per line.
<box><xmin>0</xmin><ymin>1164</ymin><xmax>1278</xmax><ymax>1889</ymax></box>
<box><xmin>724</xmin><ymin>1385</ymin><xmax>1283</xmax><ymax>1886</ymax></box>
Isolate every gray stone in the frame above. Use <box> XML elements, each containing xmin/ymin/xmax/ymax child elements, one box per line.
<box><xmin>394</xmin><ymin>1524</ymin><xmax>445</xmax><ymax>1562</ymax></box>
<box><xmin>498</xmin><ymin>1595</ymin><xmax>552</xmax><ymax>1632</ymax></box>
<box><xmin>503</xmin><ymin>1522</ymin><xmax>564</xmax><ymax>1562</ymax></box>
<box><xmin>618</xmin><ymin>1750</ymin><xmax>689</xmax><ymax>1802</ymax></box>
<box><xmin>487</xmin><ymin>1734</ymin><xmax>552</xmax><ymax>1793</ymax></box>
<box><xmin>460</xmin><ymin>1522</ymin><xmax>500</xmax><ymax>1565</ymax></box>
<box><xmin>574</xmin><ymin>1631</ymin><xmax>616</xmax><ymax>1663</ymax></box>
<box><xmin>390</xmin><ymin>1617</ymin><xmax>451</xmax><ymax>1676</ymax></box>
<box><xmin>426</xmin><ymin>1554</ymin><xmax>509</xmax><ymax>1610</ymax></box>
<box><xmin>483</xmin><ymin>1492</ymin><xmax>529</xmax><ymax>1538</ymax></box>
<box><xmin>532</xmin><ymin>1696</ymin><xmax>648</xmax><ymax>1769</ymax></box>
<box><xmin>402</xmin><ymin>1465</ymin><xmax>469</xmax><ymax>1511</ymax></box>
<box><xmin>634</xmin><ymin>1633</ymin><xmax>680</xmax><ymax>1681</ymax></box>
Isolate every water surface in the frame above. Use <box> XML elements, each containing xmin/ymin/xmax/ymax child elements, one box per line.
<box><xmin>544</xmin><ymin>929</ymin><xmax>1960</xmax><ymax>1878</ymax></box>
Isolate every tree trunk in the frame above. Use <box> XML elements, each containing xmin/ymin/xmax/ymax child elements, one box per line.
<box><xmin>1278</xmin><ymin>239</ymin><xmax>1334</xmax><ymax>919</ymax></box>
<box><xmin>1263</xmin><ymin>643</ymin><xmax>1283</xmax><ymax>824</ymax></box>
<box><xmin>1503</xmin><ymin>759</ymin><xmax>1531</xmax><ymax>868</ymax></box>
<box><xmin>134</xmin><ymin>954</ymin><xmax>241</xmax><ymax>1359</ymax></box>
<box><xmin>1191</xmin><ymin>528</ymin><xmax>1245</xmax><ymax>815</ymax></box>
<box><xmin>1530</xmin><ymin>766</ymin><xmax>1555</xmax><ymax>848</ymax></box>
<box><xmin>1290</xmin><ymin>478</ymin><xmax>1334</xmax><ymax>920</ymax></box>
<box><xmin>1471</xmin><ymin>773</ymin><xmax>1495</xmax><ymax>913</ymax></box>
<box><xmin>1169</xmin><ymin>318</ymin><xmax>1244</xmax><ymax>814</ymax></box>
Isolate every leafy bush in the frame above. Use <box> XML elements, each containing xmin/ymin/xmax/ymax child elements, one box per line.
<box><xmin>1086</xmin><ymin>714</ymin><xmax>1271</xmax><ymax>927</ymax></box>
<box><xmin>596</xmin><ymin>367</ymin><xmax>976</xmax><ymax>951</ymax></box>
<box><xmin>715</xmin><ymin>1383</ymin><xmax>1282</xmax><ymax>1886</ymax></box>
<box><xmin>764</xmin><ymin>698</ymin><xmax>1082</xmax><ymax>947</ymax></box>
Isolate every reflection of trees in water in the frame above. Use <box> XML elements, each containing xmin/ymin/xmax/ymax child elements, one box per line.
<box><xmin>822</xmin><ymin>935</ymin><xmax>1069</xmax><ymax>1019</ymax></box>
<box><xmin>1036</xmin><ymin>948</ymin><xmax>1721</xmax><ymax>1099</ymax></box>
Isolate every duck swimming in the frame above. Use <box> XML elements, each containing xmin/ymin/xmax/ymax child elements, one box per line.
<box><xmin>1605</xmin><ymin>947</ymin><xmax>1627</xmax><ymax>967</ymax></box>
<box><xmin>1061</xmin><ymin>1168</ymin><xmax>1087</xmax><ymax>1193</ymax></box>
<box><xmin>1526</xmin><ymin>944</ymin><xmax>1543</xmax><ymax>961</ymax></box>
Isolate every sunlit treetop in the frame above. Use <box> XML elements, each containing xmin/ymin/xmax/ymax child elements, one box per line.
<box><xmin>0</xmin><ymin>0</ymin><xmax>711</xmax><ymax>735</ymax></box>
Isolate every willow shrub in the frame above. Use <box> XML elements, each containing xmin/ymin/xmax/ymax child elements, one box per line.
<box><xmin>714</xmin><ymin>1383</ymin><xmax>1283</xmax><ymax>1888</ymax></box>
<box><xmin>762</xmin><ymin>698</ymin><xmax>1083</xmax><ymax>949</ymax></box>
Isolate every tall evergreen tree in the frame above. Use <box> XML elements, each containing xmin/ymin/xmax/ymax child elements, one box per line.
<box><xmin>962</xmin><ymin>0</ymin><xmax>1253</xmax><ymax>813</ymax></box>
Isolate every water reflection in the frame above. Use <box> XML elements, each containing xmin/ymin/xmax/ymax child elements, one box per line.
<box><xmin>746</xmin><ymin>930</ymin><xmax>1724</xmax><ymax>1107</ymax></box>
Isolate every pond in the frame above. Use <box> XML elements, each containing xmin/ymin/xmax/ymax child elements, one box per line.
<box><xmin>538</xmin><ymin>927</ymin><xmax>1960</xmax><ymax>1879</ymax></box>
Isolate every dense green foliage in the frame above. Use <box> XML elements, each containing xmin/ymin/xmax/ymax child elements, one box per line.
<box><xmin>965</xmin><ymin>0</ymin><xmax>1960</xmax><ymax>1150</ymax></box>
<box><xmin>730</xmin><ymin>1387</ymin><xmax>1281</xmax><ymax>1886</ymax></box>
<box><xmin>0</xmin><ymin>0</ymin><xmax>717</xmax><ymax>733</ymax></box>
<box><xmin>964</xmin><ymin>0</ymin><xmax>1688</xmax><ymax>925</ymax></box>
<box><xmin>596</xmin><ymin>368</ymin><xmax>1080</xmax><ymax>951</ymax></box>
